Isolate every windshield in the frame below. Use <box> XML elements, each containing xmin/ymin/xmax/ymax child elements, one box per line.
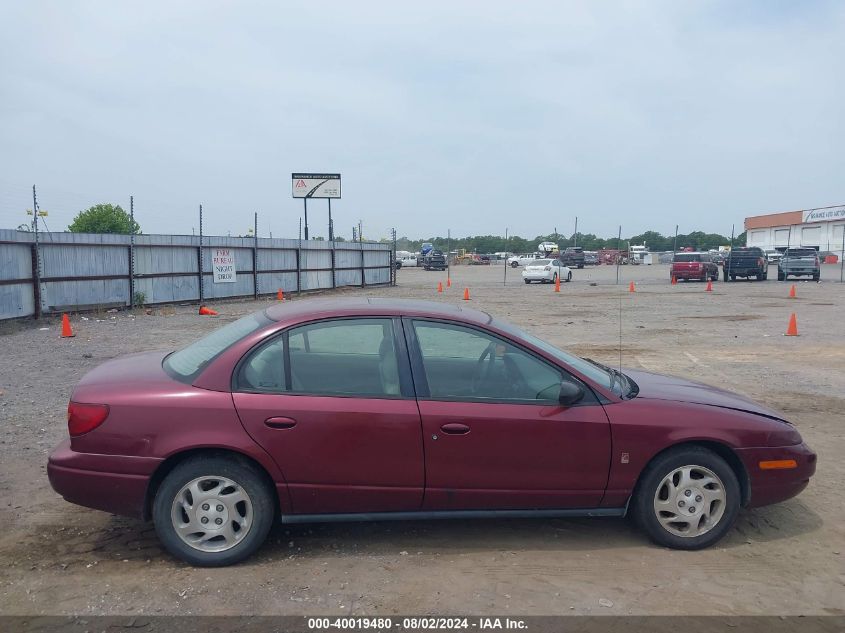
<box><xmin>164</xmin><ymin>311</ymin><xmax>271</xmax><ymax>383</ymax></box>
<box><xmin>491</xmin><ymin>318</ymin><xmax>617</xmax><ymax>393</ymax></box>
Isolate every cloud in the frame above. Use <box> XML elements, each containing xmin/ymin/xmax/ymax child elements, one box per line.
<box><xmin>1</xmin><ymin>0</ymin><xmax>843</xmax><ymax>240</ymax></box>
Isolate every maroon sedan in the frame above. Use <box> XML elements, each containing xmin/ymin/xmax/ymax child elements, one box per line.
<box><xmin>48</xmin><ymin>299</ymin><xmax>815</xmax><ymax>566</ymax></box>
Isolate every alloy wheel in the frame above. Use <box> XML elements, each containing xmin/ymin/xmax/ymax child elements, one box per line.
<box><xmin>652</xmin><ymin>464</ymin><xmax>726</xmax><ymax>538</ymax></box>
<box><xmin>170</xmin><ymin>475</ymin><xmax>254</xmax><ymax>552</ymax></box>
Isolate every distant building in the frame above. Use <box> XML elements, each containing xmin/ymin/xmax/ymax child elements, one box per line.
<box><xmin>745</xmin><ymin>205</ymin><xmax>845</xmax><ymax>257</ymax></box>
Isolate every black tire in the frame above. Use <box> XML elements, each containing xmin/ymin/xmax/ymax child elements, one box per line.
<box><xmin>578</xmin><ymin>264</ymin><xmax>584</xmax><ymax>269</ymax></box>
<box><xmin>511</xmin><ymin>261</ymin><xmax>519</xmax><ymax>268</ymax></box>
<box><xmin>730</xmin><ymin>275</ymin><xmax>736</xmax><ymax>281</ymax></box>
<box><xmin>632</xmin><ymin>446</ymin><xmax>740</xmax><ymax>550</ymax></box>
<box><xmin>153</xmin><ymin>455</ymin><xmax>275</xmax><ymax>567</ymax></box>
<box><xmin>567</xmin><ymin>271</ymin><xmax>572</xmax><ymax>282</ymax></box>
<box><xmin>723</xmin><ymin>271</ymin><xmax>729</xmax><ymax>282</ymax></box>
<box><xmin>524</xmin><ymin>279</ymin><xmax>531</xmax><ymax>284</ymax></box>
<box><xmin>813</xmin><ymin>273</ymin><xmax>820</xmax><ymax>281</ymax></box>
<box><xmin>760</xmin><ymin>272</ymin><xmax>768</xmax><ymax>281</ymax></box>
<box><xmin>777</xmin><ymin>270</ymin><xmax>785</xmax><ymax>281</ymax></box>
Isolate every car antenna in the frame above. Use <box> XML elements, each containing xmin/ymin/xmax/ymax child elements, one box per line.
<box><xmin>617</xmin><ymin>225</ymin><xmax>623</xmax><ymax>372</ymax></box>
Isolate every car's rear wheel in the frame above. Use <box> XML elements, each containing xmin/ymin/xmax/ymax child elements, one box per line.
<box><xmin>511</xmin><ymin>261</ymin><xmax>519</xmax><ymax>268</ymax></box>
<box><xmin>524</xmin><ymin>279</ymin><xmax>531</xmax><ymax>284</ymax></box>
<box><xmin>566</xmin><ymin>271</ymin><xmax>572</xmax><ymax>282</ymax></box>
<box><xmin>633</xmin><ymin>447</ymin><xmax>739</xmax><ymax>550</ymax></box>
<box><xmin>153</xmin><ymin>456</ymin><xmax>274</xmax><ymax>566</ymax></box>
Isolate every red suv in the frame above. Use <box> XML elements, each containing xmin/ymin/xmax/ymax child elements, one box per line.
<box><xmin>671</xmin><ymin>252</ymin><xmax>719</xmax><ymax>282</ymax></box>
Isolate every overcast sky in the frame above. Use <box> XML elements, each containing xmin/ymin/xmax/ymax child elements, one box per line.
<box><xmin>1</xmin><ymin>1</ymin><xmax>843</xmax><ymax>241</ymax></box>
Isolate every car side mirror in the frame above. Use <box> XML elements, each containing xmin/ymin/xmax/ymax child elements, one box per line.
<box><xmin>558</xmin><ymin>381</ymin><xmax>585</xmax><ymax>406</ymax></box>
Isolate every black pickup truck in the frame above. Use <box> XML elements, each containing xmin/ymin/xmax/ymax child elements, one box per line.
<box><xmin>723</xmin><ymin>247</ymin><xmax>768</xmax><ymax>281</ymax></box>
<box><xmin>423</xmin><ymin>249</ymin><xmax>447</xmax><ymax>271</ymax></box>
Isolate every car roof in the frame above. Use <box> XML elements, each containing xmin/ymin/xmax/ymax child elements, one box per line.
<box><xmin>264</xmin><ymin>297</ymin><xmax>492</xmax><ymax>325</ymax></box>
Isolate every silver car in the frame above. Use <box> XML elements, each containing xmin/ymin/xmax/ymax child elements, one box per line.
<box><xmin>778</xmin><ymin>248</ymin><xmax>820</xmax><ymax>281</ymax></box>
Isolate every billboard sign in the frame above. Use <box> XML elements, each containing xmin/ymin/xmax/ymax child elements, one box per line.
<box><xmin>803</xmin><ymin>205</ymin><xmax>845</xmax><ymax>223</ymax></box>
<box><xmin>212</xmin><ymin>248</ymin><xmax>236</xmax><ymax>283</ymax></box>
<box><xmin>292</xmin><ymin>173</ymin><xmax>341</xmax><ymax>199</ymax></box>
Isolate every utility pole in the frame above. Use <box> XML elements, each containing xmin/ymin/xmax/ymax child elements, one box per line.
<box><xmin>253</xmin><ymin>211</ymin><xmax>259</xmax><ymax>299</ymax></box>
<box><xmin>447</xmin><ymin>228</ymin><xmax>451</xmax><ymax>285</ymax></box>
<box><xmin>198</xmin><ymin>204</ymin><xmax>204</xmax><ymax>303</ymax></box>
<box><xmin>303</xmin><ymin>198</ymin><xmax>309</xmax><ymax>241</ymax></box>
<box><xmin>573</xmin><ymin>217</ymin><xmax>578</xmax><ymax>247</ymax></box>
<box><xmin>673</xmin><ymin>224</ymin><xmax>679</xmax><ymax>253</ymax></box>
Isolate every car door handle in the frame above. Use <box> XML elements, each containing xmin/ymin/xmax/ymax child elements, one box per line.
<box><xmin>440</xmin><ymin>423</ymin><xmax>470</xmax><ymax>435</ymax></box>
<box><xmin>264</xmin><ymin>416</ymin><xmax>297</xmax><ymax>430</ymax></box>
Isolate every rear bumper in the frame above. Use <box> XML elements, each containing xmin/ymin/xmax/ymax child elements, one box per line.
<box><xmin>780</xmin><ymin>268</ymin><xmax>818</xmax><ymax>276</ymax></box>
<box><xmin>736</xmin><ymin>442</ymin><xmax>816</xmax><ymax>508</ymax></box>
<box><xmin>522</xmin><ymin>271</ymin><xmax>554</xmax><ymax>281</ymax></box>
<box><xmin>672</xmin><ymin>270</ymin><xmax>707</xmax><ymax>279</ymax></box>
<box><xmin>726</xmin><ymin>268</ymin><xmax>764</xmax><ymax>276</ymax></box>
<box><xmin>47</xmin><ymin>439</ymin><xmax>161</xmax><ymax>519</ymax></box>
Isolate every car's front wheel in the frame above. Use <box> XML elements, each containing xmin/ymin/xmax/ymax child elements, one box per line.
<box><xmin>633</xmin><ymin>447</ymin><xmax>740</xmax><ymax>550</ymax></box>
<box><xmin>153</xmin><ymin>455</ymin><xmax>275</xmax><ymax>566</ymax></box>
<box><xmin>511</xmin><ymin>261</ymin><xmax>519</xmax><ymax>268</ymax></box>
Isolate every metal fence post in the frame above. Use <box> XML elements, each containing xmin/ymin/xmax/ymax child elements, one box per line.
<box><xmin>198</xmin><ymin>204</ymin><xmax>204</xmax><ymax>303</ymax></box>
<box><xmin>30</xmin><ymin>243</ymin><xmax>41</xmax><ymax>319</ymax></box>
<box><xmin>129</xmin><ymin>195</ymin><xmax>135</xmax><ymax>308</ymax></box>
<box><xmin>253</xmin><ymin>212</ymin><xmax>259</xmax><ymax>299</ymax></box>
<box><xmin>360</xmin><ymin>239</ymin><xmax>365</xmax><ymax>287</ymax></box>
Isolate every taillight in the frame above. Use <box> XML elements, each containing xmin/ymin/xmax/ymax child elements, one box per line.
<box><xmin>759</xmin><ymin>257</ymin><xmax>765</xmax><ymax>267</ymax></box>
<box><xmin>814</xmin><ymin>256</ymin><xmax>820</xmax><ymax>266</ymax></box>
<box><xmin>67</xmin><ymin>402</ymin><xmax>110</xmax><ymax>437</ymax></box>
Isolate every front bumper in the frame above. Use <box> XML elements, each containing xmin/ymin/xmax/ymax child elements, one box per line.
<box><xmin>47</xmin><ymin>439</ymin><xmax>161</xmax><ymax>518</ymax></box>
<box><xmin>735</xmin><ymin>442</ymin><xmax>816</xmax><ymax>508</ymax></box>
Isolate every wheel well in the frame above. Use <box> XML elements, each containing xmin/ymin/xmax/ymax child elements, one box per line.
<box><xmin>633</xmin><ymin>441</ymin><xmax>751</xmax><ymax>507</ymax></box>
<box><xmin>143</xmin><ymin>448</ymin><xmax>278</xmax><ymax>520</ymax></box>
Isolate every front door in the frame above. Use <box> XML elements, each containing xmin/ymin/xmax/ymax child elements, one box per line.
<box><xmin>232</xmin><ymin>317</ymin><xmax>424</xmax><ymax>514</ymax></box>
<box><xmin>405</xmin><ymin>319</ymin><xmax>611</xmax><ymax>510</ymax></box>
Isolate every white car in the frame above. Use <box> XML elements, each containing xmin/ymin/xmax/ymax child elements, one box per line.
<box><xmin>399</xmin><ymin>254</ymin><xmax>417</xmax><ymax>267</ymax></box>
<box><xmin>522</xmin><ymin>259</ymin><xmax>572</xmax><ymax>284</ymax></box>
<box><xmin>508</xmin><ymin>253</ymin><xmax>543</xmax><ymax>268</ymax></box>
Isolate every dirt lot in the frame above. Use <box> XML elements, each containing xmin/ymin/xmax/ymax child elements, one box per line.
<box><xmin>1</xmin><ymin>263</ymin><xmax>843</xmax><ymax>616</ymax></box>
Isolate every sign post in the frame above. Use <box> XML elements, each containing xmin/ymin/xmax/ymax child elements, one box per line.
<box><xmin>292</xmin><ymin>173</ymin><xmax>341</xmax><ymax>242</ymax></box>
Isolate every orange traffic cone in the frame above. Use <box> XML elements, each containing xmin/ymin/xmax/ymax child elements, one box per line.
<box><xmin>789</xmin><ymin>284</ymin><xmax>796</xmax><ymax>298</ymax></box>
<box><xmin>447</xmin><ymin>277</ymin><xmax>451</xmax><ymax>288</ymax></box>
<box><xmin>277</xmin><ymin>288</ymin><xmax>284</xmax><ymax>301</ymax></box>
<box><xmin>628</xmin><ymin>281</ymin><xmax>636</xmax><ymax>293</ymax></box>
<box><xmin>199</xmin><ymin>305</ymin><xmax>218</xmax><ymax>316</ymax></box>
<box><xmin>705</xmin><ymin>280</ymin><xmax>713</xmax><ymax>292</ymax></box>
<box><xmin>671</xmin><ymin>276</ymin><xmax>677</xmax><ymax>285</ymax></box>
<box><xmin>555</xmin><ymin>275</ymin><xmax>561</xmax><ymax>292</ymax></box>
<box><xmin>785</xmin><ymin>313</ymin><xmax>798</xmax><ymax>336</ymax></box>
<box><xmin>437</xmin><ymin>281</ymin><xmax>443</xmax><ymax>293</ymax></box>
<box><xmin>463</xmin><ymin>288</ymin><xmax>470</xmax><ymax>301</ymax></box>
<box><xmin>61</xmin><ymin>313</ymin><xmax>74</xmax><ymax>338</ymax></box>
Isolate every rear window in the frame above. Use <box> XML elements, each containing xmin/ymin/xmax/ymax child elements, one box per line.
<box><xmin>534</xmin><ymin>259</ymin><xmax>552</xmax><ymax>265</ymax></box>
<box><xmin>164</xmin><ymin>311</ymin><xmax>271</xmax><ymax>383</ymax></box>
<box><xmin>674</xmin><ymin>254</ymin><xmax>702</xmax><ymax>262</ymax></box>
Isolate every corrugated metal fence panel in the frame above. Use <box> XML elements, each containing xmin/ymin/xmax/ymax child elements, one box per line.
<box><xmin>299</xmin><ymin>248</ymin><xmax>332</xmax><ymax>291</ymax></box>
<box><xmin>0</xmin><ymin>232</ymin><xmax>391</xmax><ymax>318</ymax></box>
<box><xmin>335</xmin><ymin>248</ymin><xmax>363</xmax><ymax>287</ymax></box>
<box><xmin>364</xmin><ymin>248</ymin><xmax>391</xmax><ymax>285</ymax></box>
<box><xmin>0</xmin><ymin>242</ymin><xmax>34</xmax><ymax>319</ymax></box>
<box><xmin>256</xmin><ymin>247</ymin><xmax>297</xmax><ymax>295</ymax></box>
<box><xmin>40</xmin><ymin>244</ymin><xmax>129</xmax><ymax>311</ymax></box>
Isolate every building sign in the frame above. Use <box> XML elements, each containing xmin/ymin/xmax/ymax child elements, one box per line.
<box><xmin>292</xmin><ymin>173</ymin><xmax>341</xmax><ymax>199</ymax></box>
<box><xmin>803</xmin><ymin>205</ymin><xmax>845</xmax><ymax>223</ymax></box>
<box><xmin>212</xmin><ymin>248</ymin><xmax>236</xmax><ymax>283</ymax></box>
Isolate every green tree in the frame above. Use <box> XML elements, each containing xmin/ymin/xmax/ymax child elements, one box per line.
<box><xmin>68</xmin><ymin>203</ymin><xmax>141</xmax><ymax>234</ymax></box>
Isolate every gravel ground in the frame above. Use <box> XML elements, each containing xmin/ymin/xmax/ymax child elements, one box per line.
<box><xmin>0</xmin><ymin>263</ymin><xmax>843</xmax><ymax>616</ymax></box>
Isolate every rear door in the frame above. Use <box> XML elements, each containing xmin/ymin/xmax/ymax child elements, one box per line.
<box><xmin>405</xmin><ymin>319</ymin><xmax>611</xmax><ymax>510</ymax></box>
<box><xmin>232</xmin><ymin>317</ymin><xmax>425</xmax><ymax>514</ymax></box>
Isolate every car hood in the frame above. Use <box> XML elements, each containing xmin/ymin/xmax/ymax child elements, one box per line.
<box><xmin>623</xmin><ymin>368</ymin><xmax>788</xmax><ymax>422</ymax></box>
